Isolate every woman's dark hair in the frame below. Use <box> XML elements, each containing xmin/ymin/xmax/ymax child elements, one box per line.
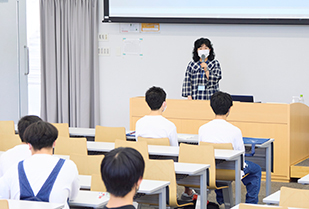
<box><xmin>23</xmin><ymin>121</ymin><xmax>58</xmax><ymax>150</ymax></box>
<box><xmin>101</xmin><ymin>147</ymin><xmax>145</xmax><ymax>197</ymax></box>
<box><xmin>192</xmin><ymin>38</ymin><xmax>215</xmax><ymax>62</ymax></box>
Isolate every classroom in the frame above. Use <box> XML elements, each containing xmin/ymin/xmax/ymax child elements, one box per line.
<box><xmin>1</xmin><ymin>0</ymin><xmax>309</xmax><ymax>208</ymax></box>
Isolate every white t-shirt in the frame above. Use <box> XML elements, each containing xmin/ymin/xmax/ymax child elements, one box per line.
<box><xmin>198</xmin><ymin>119</ymin><xmax>245</xmax><ymax>152</ymax></box>
<box><xmin>135</xmin><ymin>115</ymin><xmax>178</xmax><ymax>146</ymax></box>
<box><xmin>0</xmin><ymin>144</ymin><xmax>31</xmax><ymax>178</ymax></box>
<box><xmin>0</xmin><ymin>154</ymin><xmax>80</xmax><ymax>209</ymax></box>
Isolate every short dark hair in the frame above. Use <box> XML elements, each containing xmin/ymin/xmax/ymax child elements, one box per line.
<box><xmin>18</xmin><ymin>115</ymin><xmax>42</xmax><ymax>142</ymax></box>
<box><xmin>210</xmin><ymin>91</ymin><xmax>233</xmax><ymax>115</ymax></box>
<box><xmin>23</xmin><ymin>121</ymin><xmax>58</xmax><ymax>150</ymax></box>
<box><xmin>101</xmin><ymin>147</ymin><xmax>145</xmax><ymax>197</ymax></box>
<box><xmin>145</xmin><ymin>86</ymin><xmax>166</xmax><ymax>110</ymax></box>
<box><xmin>192</xmin><ymin>38</ymin><xmax>215</xmax><ymax>62</ymax></box>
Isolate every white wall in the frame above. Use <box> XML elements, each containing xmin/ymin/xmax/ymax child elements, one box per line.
<box><xmin>98</xmin><ymin>2</ymin><xmax>309</xmax><ymax>129</ymax></box>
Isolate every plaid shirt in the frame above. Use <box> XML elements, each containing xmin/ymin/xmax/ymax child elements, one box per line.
<box><xmin>182</xmin><ymin>59</ymin><xmax>222</xmax><ymax>100</ymax></box>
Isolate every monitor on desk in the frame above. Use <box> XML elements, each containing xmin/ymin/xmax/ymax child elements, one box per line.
<box><xmin>231</xmin><ymin>95</ymin><xmax>254</xmax><ymax>103</ymax></box>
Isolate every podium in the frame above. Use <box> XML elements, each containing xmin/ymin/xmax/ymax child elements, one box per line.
<box><xmin>130</xmin><ymin>97</ymin><xmax>309</xmax><ymax>181</ymax></box>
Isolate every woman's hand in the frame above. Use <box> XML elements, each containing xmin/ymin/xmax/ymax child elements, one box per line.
<box><xmin>200</xmin><ymin>62</ymin><xmax>207</xmax><ymax>71</ymax></box>
<box><xmin>188</xmin><ymin>96</ymin><xmax>192</xmax><ymax>100</ymax></box>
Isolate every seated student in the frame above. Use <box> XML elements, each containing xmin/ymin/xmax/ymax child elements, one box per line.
<box><xmin>101</xmin><ymin>147</ymin><xmax>145</xmax><ymax>209</ymax></box>
<box><xmin>0</xmin><ymin>121</ymin><xmax>79</xmax><ymax>209</ymax></box>
<box><xmin>198</xmin><ymin>91</ymin><xmax>261</xmax><ymax>204</ymax></box>
<box><xmin>0</xmin><ymin>115</ymin><xmax>42</xmax><ymax>177</ymax></box>
<box><xmin>135</xmin><ymin>86</ymin><xmax>178</xmax><ymax>146</ymax></box>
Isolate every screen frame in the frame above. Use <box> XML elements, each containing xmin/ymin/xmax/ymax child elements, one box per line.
<box><xmin>103</xmin><ymin>0</ymin><xmax>309</xmax><ymax>25</ymax></box>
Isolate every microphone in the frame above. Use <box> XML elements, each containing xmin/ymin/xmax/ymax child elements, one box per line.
<box><xmin>201</xmin><ymin>54</ymin><xmax>206</xmax><ymax>63</ymax></box>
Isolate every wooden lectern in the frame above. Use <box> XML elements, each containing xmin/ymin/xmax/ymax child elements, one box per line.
<box><xmin>130</xmin><ymin>97</ymin><xmax>309</xmax><ymax>181</ymax></box>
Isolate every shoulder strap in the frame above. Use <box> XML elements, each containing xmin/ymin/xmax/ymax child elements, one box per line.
<box><xmin>36</xmin><ymin>158</ymin><xmax>65</xmax><ymax>201</ymax></box>
<box><xmin>18</xmin><ymin>160</ymin><xmax>35</xmax><ymax>200</ymax></box>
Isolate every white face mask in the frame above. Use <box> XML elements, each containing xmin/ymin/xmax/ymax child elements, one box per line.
<box><xmin>198</xmin><ymin>49</ymin><xmax>209</xmax><ymax>59</ymax></box>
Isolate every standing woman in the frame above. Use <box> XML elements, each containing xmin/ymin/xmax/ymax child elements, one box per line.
<box><xmin>182</xmin><ymin>38</ymin><xmax>222</xmax><ymax>100</ymax></box>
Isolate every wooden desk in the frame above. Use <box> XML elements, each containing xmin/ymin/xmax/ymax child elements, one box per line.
<box><xmin>130</xmin><ymin>97</ymin><xmax>309</xmax><ymax>181</ymax></box>
<box><xmin>231</xmin><ymin>203</ymin><xmax>300</xmax><ymax>209</ymax></box>
<box><xmin>74</xmin><ymin>177</ymin><xmax>170</xmax><ymax>209</ymax></box>
<box><xmin>177</xmin><ymin>134</ymin><xmax>273</xmax><ymax>197</ymax></box>
<box><xmin>297</xmin><ymin>173</ymin><xmax>309</xmax><ymax>184</ymax></box>
<box><xmin>78</xmin><ymin>162</ymin><xmax>209</xmax><ymax>209</ymax></box>
<box><xmin>263</xmin><ymin>190</ymin><xmax>280</xmax><ymax>205</ymax></box>
<box><xmin>87</xmin><ymin>141</ymin><xmax>241</xmax><ymax>206</ymax></box>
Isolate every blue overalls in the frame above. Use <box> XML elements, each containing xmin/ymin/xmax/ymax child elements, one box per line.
<box><xmin>18</xmin><ymin>158</ymin><xmax>65</xmax><ymax>202</ymax></box>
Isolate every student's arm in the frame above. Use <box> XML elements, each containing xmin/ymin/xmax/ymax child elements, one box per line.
<box><xmin>0</xmin><ymin>172</ymin><xmax>11</xmax><ymax>199</ymax></box>
<box><xmin>169</xmin><ymin>125</ymin><xmax>179</xmax><ymax>147</ymax></box>
<box><xmin>233</xmin><ymin>129</ymin><xmax>245</xmax><ymax>152</ymax></box>
<box><xmin>68</xmin><ymin>161</ymin><xmax>80</xmax><ymax>200</ymax></box>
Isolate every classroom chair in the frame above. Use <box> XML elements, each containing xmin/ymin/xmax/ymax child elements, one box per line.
<box><xmin>95</xmin><ymin>125</ymin><xmax>126</xmax><ymax>142</ymax></box>
<box><xmin>70</xmin><ymin>154</ymin><xmax>104</xmax><ymax>175</ymax></box>
<box><xmin>178</xmin><ymin>143</ymin><xmax>234</xmax><ymax>208</ymax></box>
<box><xmin>51</xmin><ymin>123</ymin><xmax>70</xmax><ymax>138</ymax></box>
<box><xmin>114</xmin><ymin>139</ymin><xmax>149</xmax><ymax>161</ymax></box>
<box><xmin>238</xmin><ymin>203</ymin><xmax>287</xmax><ymax>209</ymax></box>
<box><xmin>138</xmin><ymin>136</ymin><xmax>170</xmax><ymax>146</ymax></box>
<box><xmin>141</xmin><ymin>159</ymin><xmax>195</xmax><ymax>208</ymax></box>
<box><xmin>279</xmin><ymin>186</ymin><xmax>309</xmax><ymax>208</ymax></box>
<box><xmin>0</xmin><ymin>120</ymin><xmax>15</xmax><ymax>135</ymax></box>
<box><xmin>54</xmin><ymin>137</ymin><xmax>87</xmax><ymax>156</ymax></box>
<box><xmin>0</xmin><ymin>134</ymin><xmax>21</xmax><ymax>151</ymax></box>
<box><xmin>91</xmin><ymin>173</ymin><xmax>106</xmax><ymax>192</ymax></box>
<box><xmin>199</xmin><ymin>142</ymin><xmax>236</xmax><ymax>180</ymax></box>
<box><xmin>0</xmin><ymin>199</ymin><xmax>9</xmax><ymax>209</ymax></box>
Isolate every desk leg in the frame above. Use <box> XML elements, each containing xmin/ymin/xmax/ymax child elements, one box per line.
<box><xmin>266</xmin><ymin>145</ymin><xmax>271</xmax><ymax>196</ymax></box>
<box><xmin>235</xmin><ymin>157</ymin><xmax>241</xmax><ymax>205</ymax></box>
<box><xmin>159</xmin><ymin>187</ymin><xmax>166</xmax><ymax>209</ymax></box>
<box><xmin>200</xmin><ymin>170</ymin><xmax>207</xmax><ymax>209</ymax></box>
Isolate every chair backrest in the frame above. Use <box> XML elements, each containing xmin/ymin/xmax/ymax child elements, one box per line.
<box><xmin>91</xmin><ymin>173</ymin><xmax>107</xmax><ymax>192</ymax></box>
<box><xmin>199</xmin><ymin>141</ymin><xmax>233</xmax><ymax>150</ymax></box>
<box><xmin>95</xmin><ymin>125</ymin><xmax>126</xmax><ymax>142</ymax></box>
<box><xmin>115</xmin><ymin>139</ymin><xmax>149</xmax><ymax>161</ymax></box>
<box><xmin>51</xmin><ymin>123</ymin><xmax>70</xmax><ymax>138</ymax></box>
<box><xmin>70</xmin><ymin>154</ymin><xmax>104</xmax><ymax>175</ymax></box>
<box><xmin>144</xmin><ymin>159</ymin><xmax>178</xmax><ymax>207</ymax></box>
<box><xmin>138</xmin><ymin>136</ymin><xmax>170</xmax><ymax>146</ymax></box>
<box><xmin>279</xmin><ymin>186</ymin><xmax>309</xmax><ymax>208</ymax></box>
<box><xmin>178</xmin><ymin>143</ymin><xmax>217</xmax><ymax>189</ymax></box>
<box><xmin>0</xmin><ymin>199</ymin><xmax>9</xmax><ymax>209</ymax></box>
<box><xmin>199</xmin><ymin>142</ymin><xmax>235</xmax><ymax>181</ymax></box>
<box><xmin>238</xmin><ymin>203</ymin><xmax>287</xmax><ymax>209</ymax></box>
<box><xmin>0</xmin><ymin>120</ymin><xmax>15</xmax><ymax>135</ymax></box>
<box><xmin>0</xmin><ymin>134</ymin><xmax>21</xmax><ymax>151</ymax></box>
<box><xmin>54</xmin><ymin>137</ymin><xmax>87</xmax><ymax>156</ymax></box>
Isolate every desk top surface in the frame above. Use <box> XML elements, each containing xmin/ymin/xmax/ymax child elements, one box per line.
<box><xmin>297</xmin><ymin>173</ymin><xmax>309</xmax><ymax>184</ymax></box>
<box><xmin>262</xmin><ymin>190</ymin><xmax>280</xmax><ymax>205</ymax></box>
<box><xmin>78</xmin><ymin>175</ymin><xmax>170</xmax><ymax>193</ymax></box>
<box><xmin>231</xmin><ymin>203</ymin><xmax>299</xmax><ymax>209</ymax></box>
<box><xmin>68</xmin><ymin>127</ymin><xmax>274</xmax><ymax>148</ymax></box>
<box><xmin>72</xmin><ymin>179</ymin><xmax>170</xmax><ymax>207</ymax></box>
<box><xmin>87</xmin><ymin>141</ymin><xmax>243</xmax><ymax>161</ymax></box>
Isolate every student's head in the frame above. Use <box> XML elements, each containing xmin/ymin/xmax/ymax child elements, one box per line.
<box><xmin>210</xmin><ymin>91</ymin><xmax>233</xmax><ymax>115</ymax></box>
<box><xmin>193</xmin><ymin>37</ymin><xmax>215</xmax><ymax>62</ymax></box>
<box><xmin>23</xmin><ymin>121</ymin><xmax>58</xmax><ymax>151</ymax></box>
<box><xmin>18</xmin><ymin>115</ymin><xmax>42</xmax><ymax>142</ymax></box>
<box><xmin>145</xmin><ymin>86</ymin><xmax>167</xmax><ymax>111</ymax></box>
<box><xmin>101</xmin><ymin>147</ymin><xmax>145</xmax><ymax>197</ymax></box>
